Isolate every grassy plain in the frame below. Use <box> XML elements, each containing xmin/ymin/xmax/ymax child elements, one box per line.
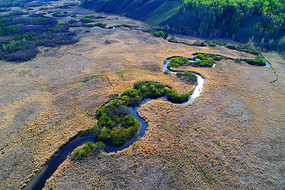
<box><xmin>0</xmin><ymin>0</ymin><xmax>284</xmax><ymax>189</ymax></box>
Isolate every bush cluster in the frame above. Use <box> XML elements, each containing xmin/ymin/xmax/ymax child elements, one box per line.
<box><xmin>73</xmin><ymin>141</ymin><xmax>105</xmax><ymax>160</ymax></box>
<box><xmin>207</xmin><ymin>40</ymin><xmax>217</xmax><ymax>47</ymax></box>
<box><xmin>134</xmin><ymin>81</ymin><xmax>170</xmax><ymax>98</ymax></box>
<box><xmin>168</xmin><ymin>56</ymin><xmax>189</xmax><ymax>68</ymax></box>
<box><xmin>167</xmin><ymin>54</ymin><xmax>222</xmax><ymax>68</ymax></box>
<box><xmin>95</xmin><ymin>81</ymin><xmax>196</xmax><ymax>146</ymax></box>
<box><xmin>151</xmin><ymin>30</ymin><xmax>168</xmax><ymax>38</ymax></box>
<box><xmin>167</xmin><ymin>89</ymin><xmax>191</xmax><ymax>103</ymax></box>
<box><xmin>96</xmin><ymin>100</ymin><xmax>139</xmax><ymax>146</ymax></box>
<box><xmin>194</xmin><ymin>54</ymin><xmax>224</xmax><ymax>67</ymax></box>
<box><xmin>245</xmin><ymin>56</ymin><xmax>266</xmax><ymax>66</ymax></box>
<box><xmin>80</xmin><ymin>17</ymin><xmax>93</xmax><ymax>23</ymax></box>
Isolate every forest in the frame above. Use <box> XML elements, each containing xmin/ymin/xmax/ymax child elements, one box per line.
<box><xmin>81</xmin><ymin>0</ymin><xmax>285</xmax><ymax>54</ymax></box>
<box><xmin>179</xmin><ymin>0</ymin><xmax>284</xmax><ymax>40</ymax></box>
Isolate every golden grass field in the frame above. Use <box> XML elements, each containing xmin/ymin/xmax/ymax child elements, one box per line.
<box><xmin>0</xmin><ymin>0</ymin><xmax>284</xmax><ymax>189</ymax></box>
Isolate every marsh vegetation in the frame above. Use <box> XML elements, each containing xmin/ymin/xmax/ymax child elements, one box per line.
<box><xmin>0</xmin><ymin>13</ymin><xmax>77</xmax><ymax>62</ymax></box>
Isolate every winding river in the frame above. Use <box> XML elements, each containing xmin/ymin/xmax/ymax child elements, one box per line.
<box><xmin>24</xmin><ymin>25</ymin><xmax>270</xmax><ymax>190</ymax></box>
<box><xmin>24</xmin><ymin>57</ymin><xmax>205</xmax><ymax>190</ymax></box>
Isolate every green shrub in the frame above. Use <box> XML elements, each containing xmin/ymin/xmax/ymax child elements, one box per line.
<box><xmin>98</xmin><ymin>126</ymin><xmax>111</xmax><ymax>141</ymax></box>
<box><xmin>225</xmin><ymin>43</ymin><xmax>236</xmax><ymax>50</ymax></box>
<box><xmin>207</xmin><ymin>40</ymin><xmax>217</xmax><ymax>47</ymax></box>
<box><xmin>198</xmin><ymin>59</ymin><xmax>214</xmax><ymax>67</ymax></box>
<box><xmin>192</xmin><ymin>54</ymin><xmax>215</xmax><ymax>67</ymax></box>
<box><xmin>96</xmin><ymin>98</ymin><xmax>140</xmax><ymax>146</ymax></box>
<box><xmin>167</xmin><ymin>90</ymin><xmax>191</xmax><ymax>103</ymax></box>
<box><xmin>134</xmin><ymin>81</ymin><xmax>170</xmax><ymax>99</ymax></box>
<box><xmin>234</xmin><ymin>58</ymin><xmax>241</xmax><ymax>62</ymax></box>
<box><xmin>78</xmin><ymin>149</ymin><xmax>88</xmax><ymax>157</ymax></box>
<box><xmin>167</xmin><ymin>55</ymin><xmax>216</xmax><ymax>68</ymax></box>
<box><xmin>110</xmin><ymin>123</ymin><xmax>139</xmax><ymax>146</ymax></box>
<box><xmin>81</xmin><ymin>128</ymin><xmax>95</xmax><ymax>136</ymax></box>
<box><xmin>151</xmin><ymin>31</ymin><xmax>167</xmax><ymax>38</ymax></box>
<box><xmin>94</xmin><ymin>23</ymin><xmax>106</xmax><ymax>28</ymax></box>
<box><xmin>242</xmin><ymin>48</ymin><xmax>258</xmax><ymax>55</ymax></box>
<box><xmin>196</xmin><ymin>54</ymin><xmax>207</xmax><ymax>60</ymax></box>
<box><xmin>168</xmin><ymin>56</ymin><xmax>189</xmax><ymax>67</ymax></box>
<box><xmin>95</xmin><ymin>141</ymin><xmax>105</xmax><ymax>150</ymax></box>
<box><xmin>80</xmin><ymin>17</ymin><xmax>93</xmax><ymax>23</ymax></box>
<box><xmin>73</xmin><ymin>141</ymin><xmax>97</xmax><ymax>160</ymax></box>
<box><xmin>245</xmin><ymin>56</ymin><xmax>266</xmax><ymax>66</ymax></box>
<box><xmin>0</xmin><ymin>25</ymin><xmax>18</xmax><ymax>35</ymax></box>
<box><xmin>86</xmin><ymin>141</ymin><xmax>96</xmax><ymax>149</ymax></box>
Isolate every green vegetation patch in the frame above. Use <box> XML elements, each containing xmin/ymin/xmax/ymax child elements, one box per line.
<box><xmin>168</xmin><ymin>56</ymin><xmax>189</xmax><ymax>67</ymax></box>
<box><xmin>95</xmin><ymin>81</ymin><xmax>196</xmax><ymax>146</ymax></box>
<box><xmin>167</xmin><ymin>88</ymin><xmax>192</xmax><ymax>103</ymax></box>
<box><xmin>151</xmin><ymin>30</ymin><xmax>168</xmax><ymax>38</ymax></box>
<box><xmin>95</xmin><ymin>99</ymin><xmax>139</xmax><ymax>146</ymax></box>
<box><xmin>80</xmin><ymin>17</ymin><xmax>93</xmax><ymax>23</ymax></box>
<box><xmin>207</xmin><ymin>40</ymin><xmax>217</xmax><ymax>47</ymax></box>
<box><xmin>245</xmin><ymin>56</ymin><xmax>266</xmax><ymax>66</ymax></box>
<box><xmin>167</xmin><ymin>54</ymin><xmax>223</xmax><ymax>68</ymax></box>
<box><xmin>194</xmin><ymin>54</ymin><xmax>222</xmax><ymax>67</ymax></box>
<box><xmin>0</xmin><ymin>13</ymin><xmax>78</xmax><ymax>62</ymax></box>
<box><xmin>85</xmin><ymin>23</ymin><xmax>106</xmax><ymax>28</ymax></box>
<box><xmin>73</xmin><ymin>141</ymin><xmax>105</xmax><ymax>160</ymax></box>
<box><xmin>80</xmin><ymin>15</ymin><xmax>105</xmax><ymax>23</ymax></box>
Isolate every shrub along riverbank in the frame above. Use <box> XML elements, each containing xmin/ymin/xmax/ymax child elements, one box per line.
<box><xmin>94</xmin><ymin>81</ymin><xmax>196</xmax><ymax>146</ymax></box>
<box><xmin>167</xmin><ymin>53</ymin><xmax>267</xmax><ymax>68</ymax></box>
<box><xmin>167</xmin><ymin>54</ymin><xmax>224</xmax><ymax>68</ymax></box>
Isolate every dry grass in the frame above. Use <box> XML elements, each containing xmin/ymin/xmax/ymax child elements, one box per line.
<box><xmin>0</xmin><ymin>0</ymin><xmax>284</xmax><ymax>189</ymax></box>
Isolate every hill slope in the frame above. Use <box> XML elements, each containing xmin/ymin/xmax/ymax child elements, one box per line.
<box><xmin>81</xmin><ymin>0</ymin><xmax>285</xmax><ymax>53</ymax></box>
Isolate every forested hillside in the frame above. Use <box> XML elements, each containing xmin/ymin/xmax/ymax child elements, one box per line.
<box><xmin>81</xmin><ymin>0</ymin><xmax>285</xmax><ymax>52</ymax></box>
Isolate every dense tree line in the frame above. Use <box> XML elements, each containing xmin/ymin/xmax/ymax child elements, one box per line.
<box><xmin>81</xmin><ymin>0</ymin><xmax>284</xmax><ymax>44</ymax></box>
<box><xmin>179</xmin><ymin>0</ymin><xmax>284</xmax><ymax>40</ymax></box>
